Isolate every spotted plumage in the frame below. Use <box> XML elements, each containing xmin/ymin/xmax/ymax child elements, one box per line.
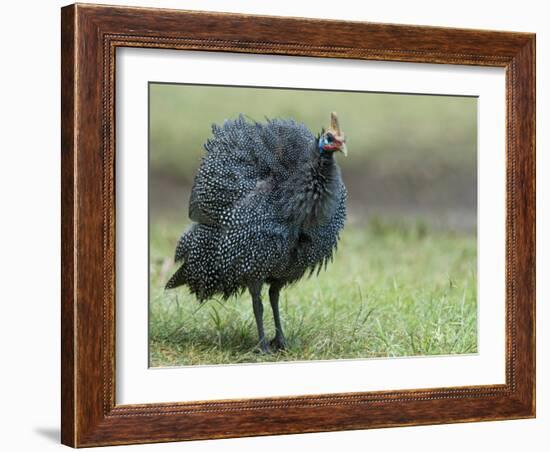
<box><xmin>166</xmin><ymin>113</ymin><xmax>348</xmax><ymax>352</ymax></box>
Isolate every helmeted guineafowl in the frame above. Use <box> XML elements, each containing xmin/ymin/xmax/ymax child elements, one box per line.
<box><xmin>166</xmin><ymin>112</ymin><xmax>348</xmax><ymax>352</ymax></box>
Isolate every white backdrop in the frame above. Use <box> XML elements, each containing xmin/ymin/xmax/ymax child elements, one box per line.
<box><xmin>0</xmin><ymin>0</ymin><xmax>546</xmax><ymax>451</ymax></box>
<box><xmin>117</xmin><ymin>49</ymin><xmax>506</xmax><ymax>404</ymax></box>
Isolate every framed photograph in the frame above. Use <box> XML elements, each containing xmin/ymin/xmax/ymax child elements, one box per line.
<box><xmin>61</xmin><ymin>3</ymin><xmax>535</xmax><ymax>447</ymax></box>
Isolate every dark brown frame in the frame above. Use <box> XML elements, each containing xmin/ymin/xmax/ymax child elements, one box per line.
<box><xmin>61</xmin><ymin>3</ymin><xmax>536</xmax><ymax>447</ymax></box>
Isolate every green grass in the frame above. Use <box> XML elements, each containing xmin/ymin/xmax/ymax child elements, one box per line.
<box><xmin>149</xmin><ymin>219</ymin><xmax>477</xmax><ymax>366</ymax></box>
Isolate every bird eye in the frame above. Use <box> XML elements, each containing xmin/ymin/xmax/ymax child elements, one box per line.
<box><xmin>326</xmin><ymin>134</ymin><xmax>334</xmax><ymax>143</ymax></box>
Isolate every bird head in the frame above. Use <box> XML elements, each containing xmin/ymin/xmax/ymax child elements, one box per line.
<box><xmin>318</xmin><ymin>112</ymin><xmax>347</xmax><ymax>156</ymax></box>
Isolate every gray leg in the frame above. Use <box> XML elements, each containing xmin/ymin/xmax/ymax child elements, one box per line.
<box><xmin>269</xmin><ymin>283</ymin><xmax>287</xmax><ymax>351</ymax></box>
<box><xmin>249</xmin><ymin>282</ymin><xmax>269</xmax><ymax>353</ymax></box>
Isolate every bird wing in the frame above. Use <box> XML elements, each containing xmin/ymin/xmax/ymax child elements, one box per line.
<box><xmin>215</xmin><ymin>191</ymin><xmax>290</xmax><ymax>285</ymax></box>
<box><xmin>188</xmin><ymin>115</ymin><xmax>315</xmax><ymax>227</ymax></box>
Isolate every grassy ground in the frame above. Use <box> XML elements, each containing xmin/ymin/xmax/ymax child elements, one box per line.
<box><xmin>149</xmin><ymin>219</ymin><xmax>477</xmax><ymax>367</ymax></box>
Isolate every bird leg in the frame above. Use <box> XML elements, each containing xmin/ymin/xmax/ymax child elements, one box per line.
<box><xmin>249</xmin><ymin>282</ymin><xmax>269</xmax><ymax>353</ymax></box>
<box><xmin>269</xmin><ymin>283</ymin><xmax>287</xmax><ymax>351</ymax></box>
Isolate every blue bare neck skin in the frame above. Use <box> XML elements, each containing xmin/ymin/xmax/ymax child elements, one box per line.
<box><xmin>318</xmin><ymin>137</ymin><xmax>324</xmax><ymax>153</ymax></box>
<box><xmin>318</xmin><ymin>137</ymin><xmax>332</xmax><ymax>158</ymax></box>
<box><xmin>318</xmin><ymin>139</ymin><xmax>335</xmax><ymax>167</ymax></box>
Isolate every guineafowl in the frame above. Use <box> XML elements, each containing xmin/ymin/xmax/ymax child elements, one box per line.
<box><xmin>166</xmin><ymin>112</ymin><xmax>348</xmax><ymax>353</ymax></box>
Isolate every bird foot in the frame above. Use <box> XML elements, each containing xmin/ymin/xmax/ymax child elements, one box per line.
<box><xmin>270</xmin><ymin>336</ymin><xmax>287</xmax><ymax>352</ymax></box>
<box><xmin>254</xmin><ymin>341</ymin><xmax>271</xmax><ymax>354</ymax></box>
<box><xmin>253</xmin><ymin>337</ymin><xmax>287</xmax><ymax>354</ymax></box>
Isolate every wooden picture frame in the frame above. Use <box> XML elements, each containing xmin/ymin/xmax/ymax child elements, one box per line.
<box><xmin>61</xmin><ymin>3</ymin><xmax>535</xmax><ymax>447</ymax></box>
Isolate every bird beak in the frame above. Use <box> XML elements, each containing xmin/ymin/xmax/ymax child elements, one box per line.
<box><xmin>339</xmin><ymin>142</ymin><xmax>348</xmax><ymax>157</ymax></box>
<box><xmin>330</xmin><ymin>112</ymin><xmax>347</xmax><ymax>156</ymax></box>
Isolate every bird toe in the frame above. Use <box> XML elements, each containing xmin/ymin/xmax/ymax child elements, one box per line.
<box><xmin>269</xmin><ymin>336</ymin><xmax>287</xmax><ymax>352</ymax></box>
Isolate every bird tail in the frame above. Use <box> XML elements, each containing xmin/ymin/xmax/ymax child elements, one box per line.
<box><xmin>165</xmin><ymin>265</ymin><xmax>187</xmax><ymax>290</ymax></box>
<box><xmin>164</xmin><ymin>224</ymin><xmax>221</xmax><ymax>301</ymax></box>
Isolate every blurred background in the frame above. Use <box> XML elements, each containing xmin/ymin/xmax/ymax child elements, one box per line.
<box><xmin>149</xmin><ymin>83</ymin><xmax>477</xmax><ymax>366</ymax></box>
<box><xmin>150</xmin><ymin>83</ymin><xmax>477</xmax><ymax>232</ymax></box>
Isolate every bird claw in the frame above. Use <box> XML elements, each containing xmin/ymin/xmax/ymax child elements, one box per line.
<box><xmin>254</xmin><ymin>341</ymin><xmax>271</xmax><ymax>354</ymax></box>
<box><xmin>254</xmin><ymin>337</ymin><xmax>287</xmax><ymax>354</ymax></box>
<box><xmin>270</xmin><ymin>336</ymin><xmax>287</xmax><ymax>352</ymax></box>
